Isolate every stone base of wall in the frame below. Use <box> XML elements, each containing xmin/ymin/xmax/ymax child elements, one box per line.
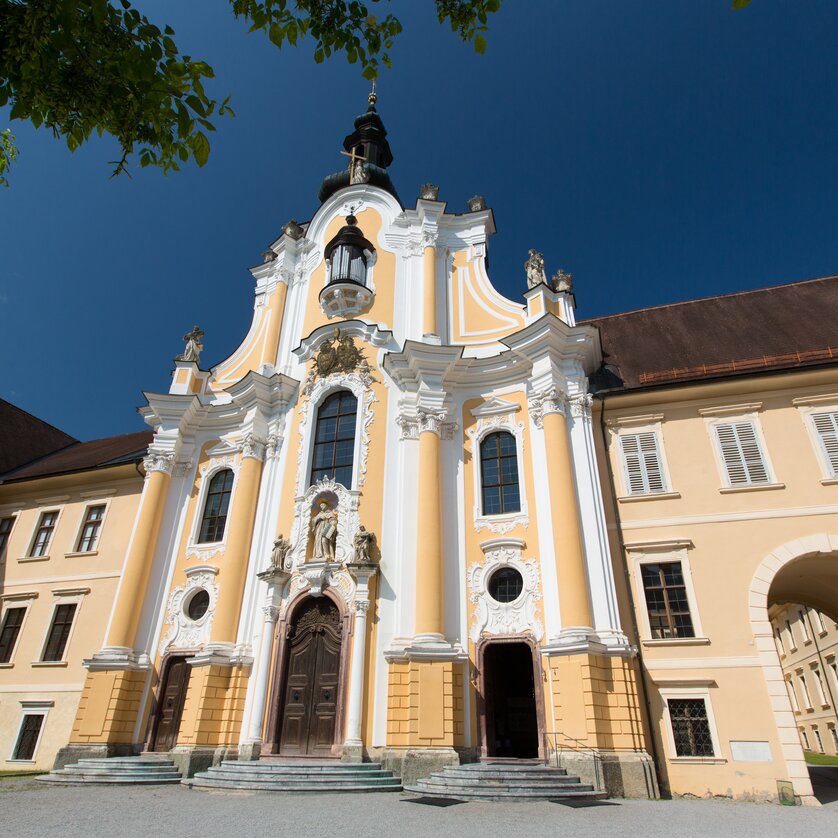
<box><xmin>371</xmin><ymin>746</ymin><xmax>460</xmax><ymax>786</ymax></box>
<box><xmin>557</xmin><ymin>749</ymin><xmax>659</xmax><ymax>799</ymax></box>
<box><xmin>53</xmin><ymin>742</ymin><xmax>139</xmax><ymax>770</ymax></box>
<box><xmin>169</xmin><ymin>744</ymin><xmax>238</xmax><ymax>778</ymax></box>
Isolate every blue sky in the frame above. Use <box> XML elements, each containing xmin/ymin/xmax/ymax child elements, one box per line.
<box><xmin>1</xmin><ymin>1</ymin><xmax>836</xmax><ymax>440</ymax></box>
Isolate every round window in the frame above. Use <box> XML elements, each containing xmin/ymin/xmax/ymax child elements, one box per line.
<box><xmin>488</xmin><ymin>567</ymin><xmax>524</xmax><ymax>604</ymax></box>
<box><xmin>186</xmin><ymin>589</ymin><xmax>210</xmax><ymax>621</ymax></box>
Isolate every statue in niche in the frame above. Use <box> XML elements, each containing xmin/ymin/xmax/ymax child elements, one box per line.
<box><xmin>524</xmin><ymin>250</ymin><xmax>547</xmax><ymax>289</ymax></box>
<box><xmin>352</xmin><ymin>526</ymin><xmax>377</xmax><ymax>565</ymax></box>
<box><xmin>177</xmin><ymin>326</ymin><xmax>204</xmax><ymax>364</ymax></box>
<box><xmin>551</xmin><ymin>269</ymin><xmax>573</xmax><ymax>293</ymax></box>
<box><xmin>269</xmin><ymin>534</ymin><xmax>292</xmax><ymax>571</ymax></box>
<box><xmin>312</xmin><ymin>500</ymin><xmax>338</xmax><ymax>562</ymax></box>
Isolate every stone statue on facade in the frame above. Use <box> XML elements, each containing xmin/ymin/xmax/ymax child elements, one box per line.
<box><xmin>352</xmin><ymin>526</ymin><xmax>377</xmax><ymax>565</ymax></box>
<box><xmin>419</xmin><ymin>183</ymin><xmax>440</xmax><ymax>201</ymax></box>
<box><xmin>467</xmin><ymin>195</ymin><xmax>487</xmax><ymax>212</ymax></box>
<box><xmin>551</xmin><ymin>269</ymin><xmax>573</xmax><ymax>293</ymax></box>
<box><xmin>269</xmin><ymin>534</ymin><xmax>292</xmax><ymax>571</ymax></box>
<box><xmin>177</xmin><ymin>326</ymin><xmax>204</xmax><ymax>364</ymax></box>
<box><xmin>312</xmin><ymin>500</ymin><xmax>338</xmax><ymax>562</ymax></box>
<box><xmin>525</xmin><ymin>250</ymin><xmax>547</xmax><ymax>289</ymax></box>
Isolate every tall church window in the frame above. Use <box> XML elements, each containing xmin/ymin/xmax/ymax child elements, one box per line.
<box><xmin>480</xmin><ymin>432</ymin><xmax>521</xmax><ymax>515</ymax></box>
<box><xmin>198</xmin><ymin>469</ymin><xmax>234</xmax><ymax>543</ymax></box>
<box><xmin>310</xmin><ymin>391</ymin><xmax>358</xmax><ymax>488</ymax></box>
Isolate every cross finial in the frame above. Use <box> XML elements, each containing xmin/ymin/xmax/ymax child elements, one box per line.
<box><xmin>368</xmin><ymin>78</ymin><xmax>377</xmax><ymax>106</ymax></box>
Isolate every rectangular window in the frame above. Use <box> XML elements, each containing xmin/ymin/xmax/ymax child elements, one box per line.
<box><xmin>12</xmin><ymin>714</ymin><xmax>44</xmax><ymax>761</ymax></box>
<box><xmin>668</xmin><ymin>698</ymin><xmax>715</xmax><ymax>757</ymax></box>
<box><xmin>0</xmin><ymin>516</ymin><xmax>14</xmax><ymax>561</ymax></box>
<box><xmin>714</xmin><ymin>421</ymin><xmax>770</xmax><ymax>486</ymax></box>
<box><xmin>620</xmin><ymin>432</ymin><xmax>666</xmax><ymax>495</ymax></box>
<box><xmin>814</xmin><ymin>669</ymin><xmax>828</xmax><ymax>705</ymax></box>
<box><xmin>29</xmin><ymin>511</ymin><xmax>58</xmax><ymax>558</ymax></box>
<box><xmin>75</xmin><ymin>505</ymin><xmax>105</xmax><ymax>553</ymax></box>
<box><xmin>798</xmin><ymin>674</ymin><xmax>812</xmax><ymax>709</ymax></box>
<box><xmin>785</xmin><ymin>619</ymin><xmax>795</xmax><ymax>649</ymax></box>
<box><xmin>41</xmin><ymin>603</ymin><xmax>77</xmax><ymax>662</ymax></box>
<box><xmin>775</xmin><ymin>627</ymin><xmax>785</xmax><ymax>655</ymax></box>
<box><xmin>830</xmin><ymin>661</ymin><xmax>838</xmax><ymax>693</ymax></box>
<box><xmin>830</xmin><ymin>727</ymin><xmax>838</xmax><ymax>751</ymax></box>
<box><xmin>812</xmin><ymin>609</ymin><xmax>825</xmax><ymax>633</ymax></box>
<box><xmin>640</xmin><ymin>562</ymin><xmax>695</xmax><ymax>639</ymax></box>
<box><xmin>786</xmin><ymin>679</ymin><xmax>800</xmax><ymax>712</ymax></box>
<box><xmin>799</xmin><ymin>610</ymin><xmax>811</xmax><ymax>642</ymax></box>
<box><xmin>800</xmin><ymin>728</ymin><xmax>810</xmax><ymax>750</ymax></box>
<box><xmin>814</xmin><ymin>728</ymin><xmax>824</xmax><ymax>753</ymax></box>
<box><xmin>0</xmin><ymin>607</ymin><xmax>26</xmax><ymax>664</ymax></box>
<box><xmin>812</xmin><ymin>412</ymin><xmax>838</xmax><ymax>477</ymax></box>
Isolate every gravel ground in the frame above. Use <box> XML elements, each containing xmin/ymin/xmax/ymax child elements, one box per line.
<box><xmin>2</xmin><ymin>776</ymin><xmax>837</xmax><ymax>838</ymax></box>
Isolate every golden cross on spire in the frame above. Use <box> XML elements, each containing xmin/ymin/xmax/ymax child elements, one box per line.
<box><xmin>340</xmin><ymin>145</ymin><xmax>367</xmax><ymax>170</ymax></box>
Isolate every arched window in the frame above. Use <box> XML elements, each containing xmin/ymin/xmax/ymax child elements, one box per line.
<box><xmin>480</xmin><ymin>431</ymin><xmax>521</xmax><ymax>515</ymax></box>
<box><xmin>198</xmin><ymin>469</ymin><xmax>234</xmax><ymax>543</ymax></box>
<box><xmin>310</xmin><ymin>391</ymin><xmax>358</xmax><ymax>487</ymax></box>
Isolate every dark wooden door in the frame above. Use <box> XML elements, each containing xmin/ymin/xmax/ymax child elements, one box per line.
<box><xmin>152</xmin><ymin>657</ymin><xmax>190</xmax><ymax>752</ymax></box>
<box><xmin>279</xmin><ymin>599</ymin><xmax>342</xmax><ymax>756</ymax></box>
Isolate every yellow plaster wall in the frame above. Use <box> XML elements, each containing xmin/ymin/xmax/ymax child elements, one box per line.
<box><xmin>386</xmin><ymin>661</ymin><xmax>465</xmax><ymax>748</ymax></box>
<box><xmin>176</xmin><ymin>664</ymin><xmax>249</xmax><ymax>747</ymax></box>
<box><xmin>70</xmin><ymin>669</ymin><xmax>147</xmax><ymax>744</ymax></box>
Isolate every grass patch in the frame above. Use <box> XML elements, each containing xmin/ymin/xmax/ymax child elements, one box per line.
<box><xmin>803</xmin><ymin>751</ymin><xmax>838</xmax><ymax>765</ymax></box>
<box><xmin>0</xmin><ymin>771</ymin><xmax>46</xmax><ymax>778</ymax></box>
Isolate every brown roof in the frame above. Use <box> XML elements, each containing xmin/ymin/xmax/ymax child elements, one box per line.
<box><xmin>584</xmin><ymin>275</ymin><xmax>838</xmax><ymax>391</ymax></box>
<box><xmin>0</xmin><ymin>399</ymin><xmax>78</xmax><ymax>476</ymax></box>
<box><xmin>1</xmin><ymin>430</ymin><xmax>153</xmax><ymax>483</ymax></box>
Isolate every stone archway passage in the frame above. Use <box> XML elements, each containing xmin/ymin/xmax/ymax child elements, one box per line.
<box><xmin>278</xmin><ymin>598</ymin><xmax>343</xmax><ymax>756</ymax></box>
<box><xmin>483</xmin><ymin>641</ymin><xmax>539</xmax><ymax>758</ymax></box>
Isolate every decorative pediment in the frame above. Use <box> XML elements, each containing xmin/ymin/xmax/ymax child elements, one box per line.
<box><xmin>469</xmin><ymin>396</ymin><xmax>521</xmax><ymax>419</ymax></box>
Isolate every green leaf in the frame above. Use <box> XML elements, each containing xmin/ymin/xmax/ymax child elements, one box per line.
<box><xmin>732</xmin><ymin>0</ymin><xmax>753</xmax><ymax>7</ymax></box>
<box><xmin>474</xmin><ymin>34</ymin><xmax>487</xmax><ymax>54</ymax></box>
<box><xmin>192</xmin><ymin>131</ymin><xmax>210</xmax><ymax>167</ymax></box>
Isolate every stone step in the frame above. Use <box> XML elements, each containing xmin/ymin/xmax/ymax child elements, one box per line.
<box><xmin>219</xmin><ymin>760</ymin><xmax>386</xmax><ymax>773</ymax></box>
<box><xmin>62</xmin><ymin>762</ymin><xmax>177</xmax><ymax>772</ymax></box>
<box><xmin>39</xmin><ymin>772</ymin><xmax>182</xmax><ymax>785</ymax></box>
<box><xmin>418</xmin><ymin>776</ymin><xmax>587</xmax><ymax>789</ymax></box>
<box><xmin>37</xmin><ymin>755</ymin><xmax>182</xmax><ymax>785</ymax></box>
<box><xmin>403</xmin><ymin>785</ymin><xmax>607</xmax><ymax>802</ymax></box>
<box><xmin>196</xmin><ymin>769</ymin><xmax>397</xmax><ymax>783</ymax></box>
<box><xmin>186</xmin><ymin>777</ymin><xmax>402</xmax><ymax>793</ymax></box>
<box><xmin>441</xmin><ymin>768</ymin><xmax>571</xmax><ymax>780</ymax></box>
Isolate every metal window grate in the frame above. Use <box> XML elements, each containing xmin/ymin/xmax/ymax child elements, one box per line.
<box><xmin>13</xmin><ymin>714</ymin><xmax>44</xmax><ymax>761</ymax></box>
<box><xmin>668</xmin><ymin>698</ymin><xmax>714</xmax><ymax>757</ymax></box>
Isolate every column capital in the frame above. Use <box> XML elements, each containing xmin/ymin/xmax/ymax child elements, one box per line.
<box><xmin>238</xmin><ymin>432</ymin><xmax>266</xmax><ymax>461</ymax></box>
<box><xmin>143</xmin><ymin>450</ymin><xmax>176</xmax><ymax>475</ymax></box>
<box><xmin>353</xmin><ymin>599</ymin><xmax>371</xmax><ymax>614</ymax></box>
<box><xmin>528</xmin><ymin>387</ymin><xmax>568</xmax><ymax>429</ymax></box>
<box><xmin>396</xmin><ymin>408</ymin><xmax>457</xmax><ymax>439</ymax></box>
<box><xmin>569</xmin><ymin>392</ymin><xmax>594</xmax><ymax>420</ymax></box>
<box><xmin>262</xmin><ymin>604</ymin><xmax>280</xmax><ymax>623</ymax></box>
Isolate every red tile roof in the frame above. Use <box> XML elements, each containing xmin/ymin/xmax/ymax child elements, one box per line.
<box><xmin>584</xmin><ymin>275</ymin><xmax>838</xmax><ymax>391</ymax></box>
<box><xmin>0</xmin><ymin>399</ymin><xmax>78</xmax><ymax>476</ymax></box>
<box><xmin>1</xmin><ymin>430</ymin><xmax>153</xmax><ymax>483</ymax></box>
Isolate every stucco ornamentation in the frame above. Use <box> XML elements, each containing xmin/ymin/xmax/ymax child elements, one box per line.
<box><xmin>143</xmin><ymin>450</ymin><xmax>176</xmax><ymax>475</ymax></box>
<box><xmin>239</xmin><ymin>432</ymin><xmax>265</xmax><ymax>461</ymax></box>
<box><xmin>552</xmin><ymin>269</ymin><xmax>573</xmax><ymax>293</ymax></box>
<box><xmin>569</xmin><ymin>393</ymin><xmax>593</xmax><ymax>420</ymax></box>
<box><xmin>265</xmin><ymin>432</ymin><xmax>282</xmax><ymax>460</ymax></box>
<box><xmin>467</xmin><ymin>546</ymin><xmax>543</xmax><ymax>642</ymax></box>
<box><xmin>159</xmin><ymin>566</ymin><xmax>219</xmax><ymax>654</ymax></box>
<box><xmin>398</xmin><ymin>408</ymin><xmax>457</xmax><ymax>439</ymax></box>
<box><xmin>528</xmin><ymin>387</ymin><xmax>568</xmax><ymax>429</ymax></box>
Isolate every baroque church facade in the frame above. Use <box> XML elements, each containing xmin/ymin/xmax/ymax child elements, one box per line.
<box><xmin>2</xmin><ymin>94</ymin><xmax>837</xmax><ymax>804</ymax></box>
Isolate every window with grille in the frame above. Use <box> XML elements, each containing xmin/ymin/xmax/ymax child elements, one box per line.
<box><xmin>0</xmin><ymin>516</ymin><xmax>14</xmax><ymax>561</ymax></box>
<box><xmin>0</xmin><ymin>607</ymin><xmax>26</xmax><ymax>664</ymax></box>
<box><xmin>310</xmin><ymin>391</ymin><xmax>357</xmax><ymax>488</ymax></box>
<box><xmin>714</xmin><ymin>421</ymin><xmax>770</xmax><ymax>486</ymax></box>
<box><xmin>812</xmin><ymin>412</ymin><xmax>838</xmax><ymax>477</ymax></box>
<box><xmin>198</xmin><ymin>469</ymin><xmax>234</xmax><ymax>543</ymax></box>
<box><xmin>29</xmin><ymin>511</ymin><xmax>58</xmax><ymax>557</ymax></box>
<box><xmin>12</xmin><ymin>714</ymin><xmax>44</xmax><ymax>761</ymax></box>
<box><xmin>41</xmin><ymin>603</ymin><xmax>77</xmax><ymax>662</ymax></box>
<box><xmin>620</xmin><ymin>432</ymin><xmax>666</xmax><ymax>495</ymax></box>
<box><xmin>667</xmin><ymin>698</ymin><xmax>714</xmax><ymax>757</ymax></box>
<box><xmin>76</xmin><ymin>505</ymin><xmax>105</xmax><ymax>553</ymax></box>
<box><xmin>640</xmin><ymin>562</ymin><xmax>695</xmax><ymax>639</ymax></box>
<box><xmin>480</xmin><ymin>432</ymin><xmax>521</xmax><ymax>515</ymax></box>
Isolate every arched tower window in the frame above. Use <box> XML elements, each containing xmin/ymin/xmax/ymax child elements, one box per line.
<box><xmin>310</xmin><ymin>391</ymin><xmax>358</xmax><ymax>488</ymax></box>
<box><xmin>198</xmin><ymin>469</ymin><xmax>234</xmax><ymax>543</ymax></box>
<box><xmin>480</xmin><ymin>431</ymin><xmax>521</xmax><ymax>515</ymax></box>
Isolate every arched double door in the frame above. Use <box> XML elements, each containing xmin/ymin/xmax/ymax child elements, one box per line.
<box><xmin>277</xmin><ymin>597</ymin><xmax>343</xmax><ymax>756</ymax></box>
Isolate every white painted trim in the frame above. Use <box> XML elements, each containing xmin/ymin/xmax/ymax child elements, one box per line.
<box><xmin>36</xmin><ymin>588</ymin><xmax>87</xmax><ymax>664</ymax></box>
<box><xmin>611</xmin><ymin>502</ymin><xmax>838</xmax><ymax>530</ymax></box>
<box><xmin>6</xmin><ymin>706</ymin><xmax>50</xmax><ymax>762</ymax></box>
<box><xmin>0</xmin><ymin>595</ymin><xmax>35</xmax><ymax>666</ymax></box>
<box><xmin>796</xmin><ymin>400</ymin><xmax>838</xmax><ymax>480</ymax></box>
<box><xmin>68</xmin><ymin>498</ymin><xmax>112</xmax><ymax>555</ymax></box>
<box><xmin>185</xmin><ymin>455</ymin><xmax>241</xmax><ymax>558</ymax></box>
<box><xmin>658</xmin><ymin>685</ymin><xmax>723</xmax><ymax>762</ymax></box>
<box><xmin>24</xmin><ymin>506</ymin><xmax>64</xmax><ymax>560</ymax></box>
<box><xmin>1</xmin><ymin>571</ymin><xmax>120</xmax><ymax>587</ymax></box>
<box><xmin>703</xmin><ymin>411</ymin><xmax>776</xmax><ymax>489</ymax></box>
<box><xmin>611</xmin><ymin>419</ymin><xmax>674</xmax><ymax>498</ymax></box>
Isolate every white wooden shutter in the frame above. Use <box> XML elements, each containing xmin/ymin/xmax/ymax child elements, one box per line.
<box><xmin>714</xmin><ymin>421</ymin><xmax>769</xmax><ymax>485</ymax></box>
<box><xmin>620</xmin><ymin>432</ymin><xmax>666</xmax><ymax>494</ymax></box>
<box><xmin>812</xmin><ymin>412</ymin><xmax>838</xmax><ymax>477</ymax></box>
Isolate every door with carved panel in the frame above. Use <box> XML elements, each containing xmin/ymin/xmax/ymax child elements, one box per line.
<box><xmin>278</xmin><ymin>598</ymin><xmax>342</xmax><ymax>756</ymax></box>
<box><xmin>151</xmin><ymin>656</ymin><xmax>190</xmax><ymax>752</ymax></box>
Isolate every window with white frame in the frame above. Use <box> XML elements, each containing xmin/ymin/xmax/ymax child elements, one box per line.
<box><xmin>830</xmin><ymin>726</ymin><xmax>838</xmax><ymax>751</ymax></box>
<box><xmin>0</xmin><ymin>516</ymin><xmax>15</xmax><ymax>561</ymax></box>
<box><xmin>0</xmin><ymin>606</ymin><xmax>26</xmax><ymax>665</ymax></box>
<box><xmin>813</xmin><ymin>668</ymin><xmax>828</xmax><ymax>706</ymax></box>
<box><xmin>829</xmin><ymin>660</ymin><xmax>838</xmax><ymax>693</ymax></box>
<box><xmin>10</xmin><ymin>710</ymin><xmax>48</xmax><ymax>761</ymax></box>
<box><xmin>813</xmin><ymin>727</ymin><xmax>825</xmax><ymax>753</ymax></box>
<box><xmin>811</xmin><ymin>411</ymin><xmax>838</xmax><ymax>477</ymax></box>
<box><xmin>666</xmin><ymin>697</ymin><xmax>715</xmax><ymax>757</ymax></box>
<box><xmin>713</xmin><ymin>420</ymin><xmax>771</xmax><ymax>486</ymax></box>
<box><xmin>619</xmin><ymin>431</ymin><xmax>667</xmax><ymax>495</ymax></box>
<box><xmin>786</xmin><ymin>678</ymin><xmax>800</xmax><ymax>712</ymax></box>
<box><xmin>41</xmin><ymin>603</ymin><xmax>77</xmax><ymax>662</ymax></box>
<box><xmin>785</xmin><ymin>619</ymin><xmax>796</xmax><ymax>650</ymax></box>
<box><xmin>75</xmin><ymin>505</ymin><xmax>105</xmax><ymax>553</ymax></box>
<box><xmin>28</xmin><ymin>511</ymin><xmax>58</xmax><ymax>558</ymax></box>
<box><xmin>774</xmin><ymin>626</ymin><xmax>785</xmax><ymax>656</ymax></box>
<box><xmin>798</xmin><ymin>673</ymin><xmax>813</xmax><ymax>709</ymax></box>
<box><xmin>800</xmin><ymin>728</ymin><xmax>810</xmax><ymax>750</ymax></box>
<box><xmin>799</xmin><ymin>610</ymin><xmax>811</xmax><ymax>642</ymax></box>
<box><xmin>811</xmin><ymin>609</ymin><xmax>825</xmax><ymax>634</ymax></box>
<box><xmin>640</xmin><ymin>562</ymin><xmax>695</xmax><ymax>639</ymax></box>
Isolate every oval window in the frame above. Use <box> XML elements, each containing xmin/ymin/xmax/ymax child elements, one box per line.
<box><xmin>488</xmin><ymin>567</ymin><xmax>524</xmax><ymax>604</ymax></box>
<box><xmin>186</xmin><ymin>589</ymin><xmax>210</xmax><ymax>621</ymax></box>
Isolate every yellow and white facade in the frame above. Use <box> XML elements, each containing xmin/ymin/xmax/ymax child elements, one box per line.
<box><xmin>4</xmin><ymin>98</ymin><xmax>837</xmax><ymax>804</ymax></box>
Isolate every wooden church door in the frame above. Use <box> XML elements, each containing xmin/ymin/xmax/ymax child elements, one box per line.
<box><xmin>279</xmin><ymin>598</ymin><xmax>342</xmax><ymax>756</ymax></box>
<box><xmin>151</xmin><ymin>656</ymin><xmax>190</xmax><ymax>752</ymax></box>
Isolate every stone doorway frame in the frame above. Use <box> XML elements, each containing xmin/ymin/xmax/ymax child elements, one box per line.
<box><xmin>475</xmin><ymin>634</ymin><xmax>546</xmax><ymax>761</ymax></box>
<box><xmin>748</xmin><ymin>534</ymin><xmax>838</xmax><ymax>804</ymax></box>
<box><xmin>263</xmin><ymin>589</ymin><xmax>352</xmax><ymax>757</ymax></box>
